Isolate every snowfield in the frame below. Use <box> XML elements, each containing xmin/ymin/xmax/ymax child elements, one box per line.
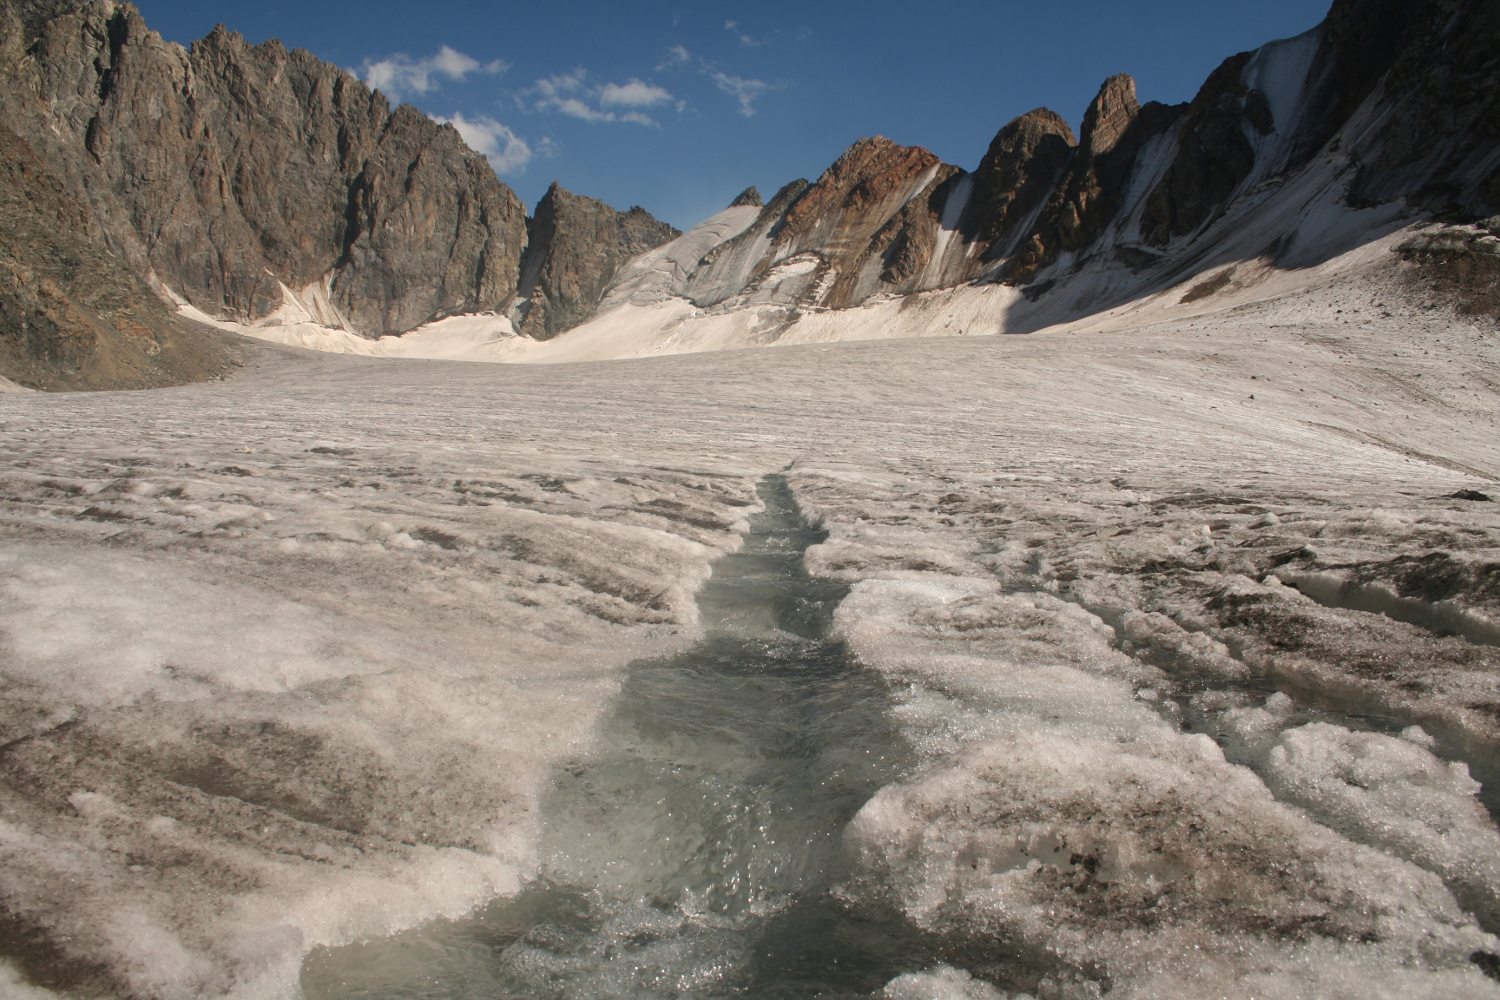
<box><xmin>1</xmin><ymin>243</ymin><xmax>1499</xmax><ymax>998</ymax></box>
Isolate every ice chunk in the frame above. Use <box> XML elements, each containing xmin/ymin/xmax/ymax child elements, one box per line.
<box><xmin>1215</xmin><ymin>690</ymin><xmax>1297</xmax><ymax>760</ymax></box>
<box><xmin>833</xmin><ymin>573</ymin><xmax>1497</xmax><ymax>997</ymax></box>
<box><xmin>1119</xmin><ymin>609</ymin><xmax>1249</xmax><ymax>680</ymax></box>
<box><xmin>1262</xmin><ymin>722</ymin><xmax>1500</xmax><ymax>926</ymax></box>
<box><xmin>881</xmin><ymin>965</ymin><xmax>1018</xmax><ymax>1000</ymax></box>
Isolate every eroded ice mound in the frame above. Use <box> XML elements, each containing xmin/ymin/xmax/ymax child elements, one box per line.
<box><xmin>829</xmin><ymin>571</ymin><xmax>1499</xmax><ymax>998</ymax></box>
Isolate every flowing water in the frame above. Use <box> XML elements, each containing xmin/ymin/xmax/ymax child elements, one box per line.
<box><xmin>301</xmin><ymin>476</ymin><xmax>927</xmax><ymax>998</ymax></box>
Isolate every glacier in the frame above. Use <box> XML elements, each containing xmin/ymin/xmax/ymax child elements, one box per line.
<box><xmin>1</xmin><ymin>241</ymin><xmax>1498</xmax><ymax>998</ymax></box>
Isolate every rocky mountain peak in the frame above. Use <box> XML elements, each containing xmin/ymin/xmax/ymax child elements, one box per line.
<box><xmin>995</xmin><ymin>108</ymin><xmax>1079</xmax><ymax>152</ymax></box>
<box><xmin>777</xmin><ymin>135</ymin><xmax>941</xmax><ymax>243</ymax></box>
<box><xmin>198</xmin><ymin>22</ymin><xmax>243</xmax><ymax>49</ymax></box>
<box><xmin>4</xmin><ymin>0</ymin><xmax>530</xmax><ymax>340</ymax></box>
<box><xmin>730</xmin><ymin>186</ymin><xmax>763</xmax><ymax>208</ymax></box>
<box><xmin>971</xmin><ymin>108</ymin><xmax>1079</xmax><ymax>255</ymax></box>
<box><xmin>513</xmin><ymin>183</ymin><xmax>678</xmax><ymax>340</ymax></box>
<box><xmin>1137</xmin><ymin>51</ymin><xmax>1274</xmax><ymax>248</ymax></box>
<box><xmin>1080</xmin><ymin>73</ymin><xmax>1140</xmax><ymax>155</ymax></box>
<box><xmin>5</xmin><ymin>0</ymin><xmax>1500</xmax><ymax>388</ymax></box>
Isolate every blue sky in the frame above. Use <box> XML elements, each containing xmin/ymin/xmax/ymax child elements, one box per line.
<box><xmin>133</xmin><ymin>1</ymin><xmax>1333</xmax><ymax>230</ymax></box>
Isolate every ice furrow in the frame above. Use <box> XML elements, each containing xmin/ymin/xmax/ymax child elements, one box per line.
<box><xmin>301</xmin><ymin>475</ymin><xmax>941</xmax><ymax>999</ymax></box>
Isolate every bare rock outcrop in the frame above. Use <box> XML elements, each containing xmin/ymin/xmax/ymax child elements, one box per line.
<box><xmin>1003</xmin><ymin>74</ymin><xmax>1153</xmax><ymax>281</ymax></box>
<box><xmin>1339</xmin><ymin>0</ymin><xmax>1500</xmax><ymax>217</ymax></box>
<box><xmin>6</xmin><ymin>0</ymin><xmax>1499</xmax><ymax>384</ymax></box>
<box><xmin>513</xmin><ymin>183</ymin><xmax>679</xmax><ymax>340</ymax></box>
<box><xmin>0</xmin><ymin>0</ymin><xmax>529</xmax><ymax>377</ymax></box>
<box><xmin>968</xmin><ymin>108</ymin><xmax>1077</xmax><ymax>259</ymax></box>
<box><xmin>0</xmin><ymin>101</ymin><xmax>238</xmax><ymax>389</ymax></box>
<box><xmin>680</xmin><ymin>180</ymin><xmax>810</xmax><ymax>306</ymax></box>
<box><xmin>1140</xmin><ymin>53</ymin><xmax>1274</xmax><ymax>247</ymax></box>
<box><xmin>729</xmin><ymin>186</ymin><xmax>764</xmax><ymax>208</ymax></box>
<box><xmin>680</xmin><ymin>137</ymin><xmax>953</xmax><ymax>311</ymax></box>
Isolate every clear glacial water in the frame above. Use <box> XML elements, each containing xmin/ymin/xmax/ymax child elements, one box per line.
<box><xmin>300</xmin><ymin>476</ymin><xmax>928</xmax><ymax>999</ymax></box>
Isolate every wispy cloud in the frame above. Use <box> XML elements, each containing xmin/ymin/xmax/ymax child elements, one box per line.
<box><xmin>658</xmin><ymin>43</ymin><xmax>777</xmax><ymax>118</ymax></box>
<box><xmin>724</xmin><ymin>19</ymin><xmax>767</xmax><ymax>47</ymax></box>
<box><xmin>360</xmin><ymin>45</ymin><xmax>506</xmax><ymax>102</ymax></box>
<box><xmin>712</xmin><ymin>72</ymin><xmax>772</xmax><ymax>117</ymax></box>
<box><xmin>656</xmin><ymin>44</ymin><xmax>693</xmax><ymax>71</ymax></box>
<box><xmin>438</xmin><ymin>112</ymin><xmax>549</xmax><ymax>176</ymax></box>
<box><xmin>526</xmin><ymin>69</ymin><xmax>677</xmax><ymax>126</ymax></box>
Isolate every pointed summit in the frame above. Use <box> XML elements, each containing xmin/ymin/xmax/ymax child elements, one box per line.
<box><xmin>971</xmin><ymin>108</ymin><xmax>1078</xmax><ymax>253</ymax></box>
<box><xmin>514</xmin><ymin>185</ymin><xmax>678</xmax><ymax>339</ymax></box>
<box><xmin>1080</xmin><ymin>74</ymin><xmax>1140</xmax><ymax>155</ymax></box>
<box><xmin>729</xmin><ymin>186</ymin><xmax>763</xmax><ymax>208</ymax></box>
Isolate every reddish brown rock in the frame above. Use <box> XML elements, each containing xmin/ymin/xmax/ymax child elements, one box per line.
<box><xmin>969</xmin><ymin>108</ymin><xmax>1077</xmax><ymax>259</ymax></box>
<box><xmin>1003</xmin><ymin>75</ymin><xmax>1145</xmax><ymax>280</ymax></box>
<box><xmin>1081</xmin><ymin>74</ymin><xmax>1141</xmax><ymax>156</ymax></box>
<box><xmin>775</xmin><ymin>137</ymin><xmax>942</xmax><ymax>249</ymax></box>
<box><xmin>683</xmin><ymin>137</ymin><xmax>954</xmax><ymax>309</ymax></box>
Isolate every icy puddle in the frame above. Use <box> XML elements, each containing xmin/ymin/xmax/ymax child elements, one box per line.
<box><xmin>300</xmin><ymin>476</ymin><xmax>926</xmax><ymax>998</ymax></box>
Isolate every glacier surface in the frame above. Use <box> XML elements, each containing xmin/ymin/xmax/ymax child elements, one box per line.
<box><xmin>1</xmin><ymin>244</ymin><xmax>1498</xmax><ymax>998</ymax></box>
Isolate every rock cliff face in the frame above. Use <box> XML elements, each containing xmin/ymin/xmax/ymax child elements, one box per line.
<box><xmin>1338</xmin><ymin>0</ymin><xmax>1500</xmax><ymax>216</ymax></box>
<box><xmin>4</xmin><ymin>2</ymin><xmax>528</xmax><ymax>336</ymax></box>
<box><xmin>0</xmin><ymin>117</ymin><xmax>241</xmax><ymax>389</ymax></box>
<box><xmin>968</xmin><ymin>109</ymin><xmax>1076</xmax><ymax>260</ymax></box>
<box><xmin>513</xmin><ymin>184</ymin><xmax>678</xmax><ymax>340</ymax></box>
<box><xmin>1001</xmin><ymin>74</ymin><xmax>1157</xmax><ymax>282</ymax></box>
<box><xmin>679</xmin><ymin>137</ymin><xmax>964</xmax><ymax>310</ymax></box>
<box><xmin>1139</xmin><ymin>53</ymin><xmax>1272</xmax><ymax>248</ymax></box>
<box><xmin>0</xmin><ymin>0</ymin><xmax>531</xmax><ymax>387</ymax></box>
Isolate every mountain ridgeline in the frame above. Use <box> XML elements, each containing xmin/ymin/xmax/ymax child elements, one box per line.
<box><xmin>0</xmin><ymin>0</ymin><xmax>1496</xmax><ymax>387</ymax></box>
<box><xmin>653</xmin><ymin>0</ymin><xmax>1497</xmax><ymax>324</ymax></box>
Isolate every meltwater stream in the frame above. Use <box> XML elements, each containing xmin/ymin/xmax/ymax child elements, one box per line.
<box><xmin>301</xmin><ymin>477</ymin><xmax>926</xmax><ymax>999</ymax></box>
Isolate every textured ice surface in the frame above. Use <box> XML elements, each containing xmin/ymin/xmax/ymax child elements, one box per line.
<box><xmin>2</xmin><ymin>243</ymin><xmax>1499</xmax><ymax>996</ymax></box>
<box><xmin>881</xmin><ymin>965</ymin><xmax>1018</xmax><ymax>1000</ymax></box>
<box><xmin>1220</xmin><ymin>710</ymin><xmax>1500</xmax><ymax>927</ymax></box>
<box><xmin>834</xmin><ymin>578</ymin><xmax>1495</xmax><ymax>1000</ymax></box>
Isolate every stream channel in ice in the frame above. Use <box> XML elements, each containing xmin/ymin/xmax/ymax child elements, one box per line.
<box><xmin>300</xmin><ymin>476</ymin><xmax>931</xmax><ymax>998</ymax></box>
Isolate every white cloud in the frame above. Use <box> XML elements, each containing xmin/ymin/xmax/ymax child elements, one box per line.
<box><xmin>600</xmin><ymin>79</ymin><xmax>673</xmax><ymax>109</ymax></box>
<box><xmin>361</xmin><ymin>45</ymin><xmax>506</xmax><ymax>102</ymax></box>
<box><xmin>532</xmin><ymin>68</ymin><xmax>588</xmax><ymax>99</ymax></box>
<box><xmin>712</xmin><ymin>72</ymin><xmax>771</xmax><ymax>117</ymax></box>
<box><xmin>527</xmin><ymin>70</ymin><xmax>675</xmax><ymax>126</ymax></box>
<box><xmin>438</xmin><ymin>113</ymin><xmax>543</xmax><ymax>176</ymax></box>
